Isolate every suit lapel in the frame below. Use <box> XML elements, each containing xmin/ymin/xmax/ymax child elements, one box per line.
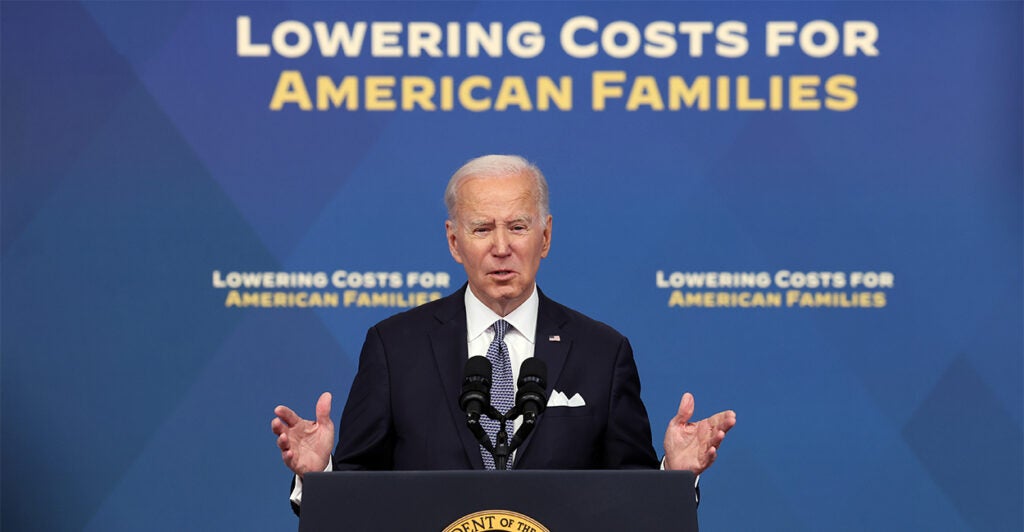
<box><xmin>513</xmin><ymin>289</ymin><xmax>571</xmax><ymax>464</ymax></box>
<box><xmin>428</xmin><ymin>286</ymin><xmax>485</xmax><ymax>469</ymax></box>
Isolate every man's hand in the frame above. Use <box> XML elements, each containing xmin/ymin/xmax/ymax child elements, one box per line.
<box><xmin>663</xmin><ymin>392</ymin><xmax>736</xmax><ymax>474</ymax></box>
<box><xmin>271</xmin><ymin>392</ymin><xmax>335</xmax><ymax>478</ymax></box>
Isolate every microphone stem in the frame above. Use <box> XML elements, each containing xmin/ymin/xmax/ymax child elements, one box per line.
<box><xmin>494</xmin><ymin>415</ymin><xmax>511</xmax><ymax>470</ymax></box>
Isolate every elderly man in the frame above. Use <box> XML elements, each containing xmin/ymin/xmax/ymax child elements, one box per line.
<box><xmin>272</xmin><ymin>155</ymin><xmax>736</xmax><ymax>508</ymax></box>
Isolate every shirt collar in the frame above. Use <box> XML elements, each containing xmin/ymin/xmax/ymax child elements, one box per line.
<box><xmin>465</xmin><ymin>285</ymin><xmax>538</xmax><ymax>344</ymax></box>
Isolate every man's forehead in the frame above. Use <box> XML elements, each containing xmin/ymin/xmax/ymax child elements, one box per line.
<box><xmin>459</xmin><ymin>176</ymin><xmax>533</xmax><ymax>197</ymax></box>
<box><xmin>453</xmin><ymin>173</ymin><xmax>541</xmax><ymax>220</ymax></box>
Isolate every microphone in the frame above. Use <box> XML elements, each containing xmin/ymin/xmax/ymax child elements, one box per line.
<box><xmin>509</xmin><ymin>358</ymin><xmax>547</xmax><ymax>454</ymax></box>
<box><xmin>460</xmin><ymin>356</ymin><xmax>492</xmax><ymax>419</ymax></box>
<box><xmin>460</xmin><ymin>356</ymin><xmax>494</xmax><ymax>453</ymax></box>
<box><xmin>515</xmin><ymin>358</ymin><xmax>548</xmax><ymax>424</ymax></box>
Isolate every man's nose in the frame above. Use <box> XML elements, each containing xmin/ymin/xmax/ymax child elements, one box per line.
<box><xmin>491</xmin><ymin>229</ymin><xmax>512</xmax><ymax>255</ymax></box>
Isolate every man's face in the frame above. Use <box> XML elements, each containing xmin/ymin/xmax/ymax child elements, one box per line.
<box><xmin>446</xmin><ymin>171</ymin><xmax>552</xmax><ymax>316</ymax></box>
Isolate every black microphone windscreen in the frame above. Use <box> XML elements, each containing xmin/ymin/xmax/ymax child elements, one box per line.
<box><xmin>465</xmin><ymin>356</ymin><xmax>492</xmax><ymax>381</ymax></box>
<box><xmin>516</xmin><ymin>358</ymin><xmax>548</xmax><ymax>420</ymax></box>
<box><xmin>460</xmin><ymin>356</ymin><xmax>492</xmax><ymax>414</ymax></box>
<box><xmin>518</xmin><ymin>358</ymin><xmax>547</xmax><ymax>387</ymax></box>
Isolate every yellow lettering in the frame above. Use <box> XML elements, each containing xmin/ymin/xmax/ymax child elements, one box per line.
<box><xmin>592</xmin><ymin>70</ymin><xmax>626</xmax><ymax>111</ymax></box>
<box><xmin>716</xmin><ymin>76</ymin><xmax>730</xmax><ymax>110</ymax></box>
<box><xmin>825</xmin><ymin>74</ymin><xmax>858</xmax><ymax>111</ymax></box>
<box><xmin>440</xmin><ymin>76</ymin><xmax>454</xmax><ymax>110</ymax></box>
<box><xmin>317</xmin><ymin>75</ymin><xmax>358</xmax><ymax>110</ymax></box>
<box><xmin>402</xmin><ymin>76</ymin><xmax>436</xmax><ymax>110</ymax></box>
<box><xmin>769</xmin><ymin>75</ymin><xmax>784</xmax><ymax>110</ymax></box>
<box><xmin>494</xmin><ymin>76</ymin><xmax>531</xmax><ymax>111</ymax></box>
<box><xmin>735</xmin><ymin>76</ymin><xmax>766</xmax><ymax>110</ymax></box>
<box><xmin>269</xmin><ymin>70</ymin><xmax>312</xmax><ymax>110</ymax></box>
<box><xmin>667</xmin><ymin>76</ymin><xmax>710</xmax><ymax>110</ymax></box>
<box><xmin>789</xmin><ymin>75</ymin><xmax>821</xmax><ymax>111</ymax></box>
<box><xmin>459</xmin><ymin>76</ymin><xmax>492</xmax><ymax>112</ymax></box>
<box><xmin>626</xmin><ymin>76</ymin><xmax>664</xmax><ymax>111</ymax></box>
<box><xmin>536</xmin><ymin>76</ymin><xmax>572</xmax><ymax>111</ymax></box>
<box><xmin>365</xmin><ymin>76</ymin><xmax>397</xmax><ymax>111</ymax></box>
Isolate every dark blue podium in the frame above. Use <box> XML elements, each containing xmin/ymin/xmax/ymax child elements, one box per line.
<box><xmin>298</xmin><ymin>470</ymin><xmax>698</xmax><ymax>531</ymax></box>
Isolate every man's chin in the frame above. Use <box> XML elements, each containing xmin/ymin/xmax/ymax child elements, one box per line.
<box><xmin>478</xmin><ymin>286</ymin><xmax>529</xmax><ymax>309</ymax></box>
<box><xmin>490</xmin><ymin>290</ymin><xmax>523</xmax><ymax>302</ymax></box>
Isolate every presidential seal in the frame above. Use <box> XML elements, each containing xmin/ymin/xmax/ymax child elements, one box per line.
<box><xmin>443</xmin><ymin>509</ymin><xmax>549</xmax><ymax>532</ymax></box>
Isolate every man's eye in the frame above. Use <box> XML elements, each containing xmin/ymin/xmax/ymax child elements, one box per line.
<box><xmin>473</xmin><ymin>227</ymin><xmax>491</xmax><ymax>235</ymax></box>
<box><xmin>510</xmin><ymin>225</ymin><xmax>528</xmax><ymax>233</ymax></box>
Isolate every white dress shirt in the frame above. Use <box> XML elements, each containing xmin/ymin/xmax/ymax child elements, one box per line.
<box><xmin>464</xmin><ymin>285</ymin><xmax>538</xmax><ymax>385</ymax></box>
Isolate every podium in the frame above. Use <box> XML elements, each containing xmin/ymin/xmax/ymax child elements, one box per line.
<box><xmin>299</xmin><ymin>470</ymin><xmax>697</xmax><ymax>531</ymax></box>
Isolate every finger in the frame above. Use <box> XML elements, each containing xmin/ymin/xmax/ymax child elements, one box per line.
<box><xmin>674</xmin><ymin>392</ymin><xmax>695</xmax><ymax>424</ymax></box>
<box><xmin>315</xmin><ymin>392</ymin><xmax>333</xmax><ymax>425</ymax></box>
<box><xmin>711</xmin><ymin>410</ymin><xmax>737</xmax><ymax>433</ymax></box>
<box><xmin>271</xmin><ymin>417</ymin><xmax>287</xmax><ymax>436</ymax></box>
<box><xmin>710</xmin><ymin>429</ymin><xmax>726</xmax><ymax>449</ymax></box>
<box><xmin>277</xmin><ymin>432</ymin><xmax>290</xmax><ymax>452</ymax></box>
<box><xmin>274</xmin><ymin>405</ymin><xmax>301</xmax><ymax>427</ymax></box>
<box><xmin>282</xmin><ymin>449</ymin><xmax>296</xmax><ymax>468</ymax></box>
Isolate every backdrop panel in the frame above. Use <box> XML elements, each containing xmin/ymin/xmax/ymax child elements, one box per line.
<box><xmin>2</xmin><ymin>2</ymin><xmax>1021</xmax><ymax>531</ymax></box>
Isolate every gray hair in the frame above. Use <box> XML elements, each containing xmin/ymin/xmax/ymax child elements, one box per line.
<box><xmin>444</xmin><ymin>154</ymin><xmax>550</xmax><ymax>222</ymax></box>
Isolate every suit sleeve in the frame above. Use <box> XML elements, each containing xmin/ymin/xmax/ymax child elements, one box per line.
<box><xmin>288</xmin><ymin>326</ymin><xmax>394</xmax><ymax>516</ymax></box>
<box><xmin>603</xmin><ymin>337</ymin><xmax>660</xmax><ymax>469</ymax></box>
<box><xmin>332</xmin><ymin>326</ymin><xmax>395</xmax><ymax>470</ymax></box>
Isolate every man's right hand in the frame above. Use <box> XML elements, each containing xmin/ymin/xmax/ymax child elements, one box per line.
<box><xmin>272</xmin><ymin>392</ymin><xmax>335</xmax><ymax>478</ymax></box>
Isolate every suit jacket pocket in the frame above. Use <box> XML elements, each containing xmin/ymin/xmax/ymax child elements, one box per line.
<box><xmin>541</xmin><ymin>406</ymin><xmax>592</xmax><ymax>418</ymax></box>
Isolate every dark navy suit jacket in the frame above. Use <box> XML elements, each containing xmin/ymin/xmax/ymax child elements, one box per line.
<box><xmin>331</xmin><ymin>285</ymin><xmax>660</xmax><ymax>471</ymax></box>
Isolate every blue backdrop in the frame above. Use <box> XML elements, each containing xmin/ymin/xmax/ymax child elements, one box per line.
<box><xmin>2</xmin><ymin>2</ymin><xmax>1021</xmax><ymax>530</ymax></box>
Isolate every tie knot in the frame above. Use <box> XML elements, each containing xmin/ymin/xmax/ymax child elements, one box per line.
<box><xmin>492</xmin><ymin>319</ymin><xmax>510</xmax><ymax>342</ymax></box>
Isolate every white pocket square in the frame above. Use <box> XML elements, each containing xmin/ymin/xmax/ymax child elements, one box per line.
<box><xmin>547</xmin><ymin>390</ymin><xmax>586</xmax><ymax>407</ymax></box>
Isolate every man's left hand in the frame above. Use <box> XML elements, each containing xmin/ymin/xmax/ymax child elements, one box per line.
<box><xmin>663</xmin><ymin>392</ymin><xmax>737</xmax><ymax>474</ymax></box>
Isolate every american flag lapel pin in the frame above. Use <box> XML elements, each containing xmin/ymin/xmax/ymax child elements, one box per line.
<box><xmin>548</xmin><ymin>335</ymin><xmax>561</xmax><ymax>342</ymax></box>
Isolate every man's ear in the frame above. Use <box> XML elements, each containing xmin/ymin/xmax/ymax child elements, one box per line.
<box><xmin>540</xmin><ymin>215</ymin><xmax>553</xmax><ymax>258</ymax></box>
<box><xmin>445</xmin><ymin>220</ymin><xmax>464</xmax><ymax>264</ymax></box>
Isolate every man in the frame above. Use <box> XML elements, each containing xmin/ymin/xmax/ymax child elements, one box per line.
<box><xmin>272</xmin><ymin>155</ymin><xmax>736</xmax><ymax>508</ymax></box>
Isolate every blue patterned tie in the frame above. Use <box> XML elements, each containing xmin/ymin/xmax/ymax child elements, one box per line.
<box><xmin>481</xmin><ymin>319</ymin><xmax>515</xmax><ymax>469</ymax></box>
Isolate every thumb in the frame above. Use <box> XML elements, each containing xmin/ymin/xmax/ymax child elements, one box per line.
<box><xmin>315</xmin><ymin>392</ymin><xmax>333</xmax><ymax>425</ymax></box>
<box><xmin>674</xmin><ymin>392</ymin><xmax>695</xmax><ymax>424</ymax></box>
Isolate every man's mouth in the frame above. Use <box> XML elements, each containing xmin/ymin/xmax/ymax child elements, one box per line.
<box><xmin>489</xmin><ymin>270</ymin><xmax>516</xmax><ymax>279</ymax></box>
